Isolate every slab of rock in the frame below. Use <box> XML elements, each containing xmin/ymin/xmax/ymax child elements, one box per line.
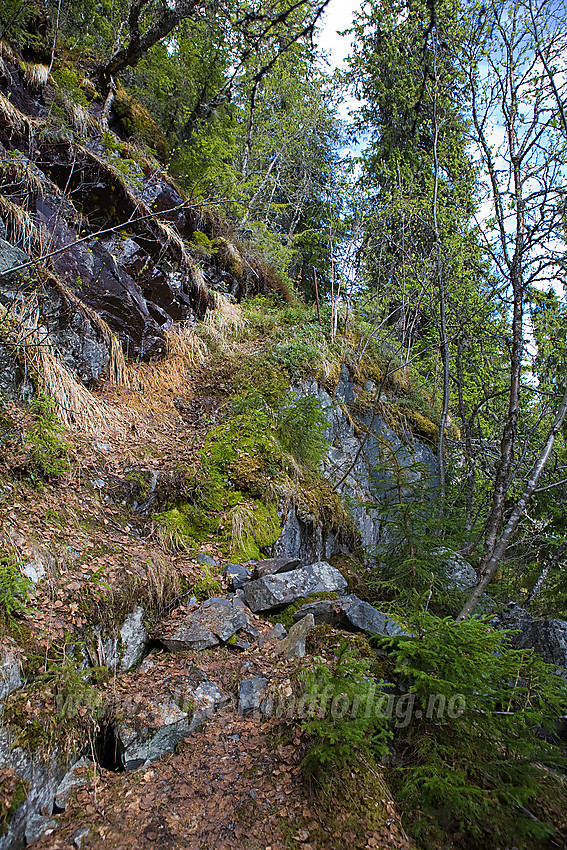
<box><xmin>159</xmin><ymin>597</ymin><xmax>250</xmax><ymax>651</ymax></box>
<box><xmin>104</xmin><ymin>606</ymin><xmax>147</xmax><ymax>672</ymax></box>
<box><xmin>116</xmin><ymin>680</ymin><xmax>229</xmax><ymax>770</ymax></box>
<box><xmin>53</xmin><ymin>757</ymin><xmax>92</xmax><ymax>810</ymax></box>
<box><xmin>252</xmin><ymin>557</ymin><xmax>301</xmax><ymax>580</ymax></box>
<box><xmin>223</xmin><ymin>562</ymin><xmax>253</xmax><ymax>591</ymax></box>
<box><xmin>293</xmin><ymin>594</ymin><xmax>407</xmax><ymax>638</ymax></box>
<box><xmin>244</xmin><ymin>561</ymin><xmax>347</xmax><ymax>613</ymax></box>
<box><xmin>161</xmin><ymin>621</ymin><xmax>218</xmax><ymax>653</ymax></box>
<box><xmin>238</xmin><ymin>678</ymin><xmax>268</xmax><ymax>716</ymax></box>
<box><xmin>0</xmin><ymin>639</ymin><xmax>23</xmax><ymax>701</ymax></box>
<box><xmin>274</xmin><ymin>614</ymin><xmax>315</xmax><ymax>658</ymax></box>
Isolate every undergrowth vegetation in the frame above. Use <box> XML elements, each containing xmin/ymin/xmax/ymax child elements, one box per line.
<box><xmin>301</xmin><ymin>614</ymin><xmax>567</xmax><ymax>849</ymax></box>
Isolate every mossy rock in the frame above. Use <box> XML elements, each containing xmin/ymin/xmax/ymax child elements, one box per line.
<box><xmin>212</xmin><ymin>237</ymin><xmax>244</xmax><ymax>280</ymax></box>
<box><xmin>399</xmin><ymin>406</ymin><xmax>439</xmax><ymax>445</ymax></box>
<box><xmin>113</xmin><ymin>84</ymin><xmax>169</xmax><ymax>162</ymax></box>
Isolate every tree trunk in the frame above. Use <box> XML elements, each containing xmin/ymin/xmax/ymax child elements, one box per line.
<box><xmin>458</xmin><ymin>382</ymin><xmax>567</xmax><ymax>619</ymax></box>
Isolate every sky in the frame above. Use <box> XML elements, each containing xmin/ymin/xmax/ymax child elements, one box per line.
<box><xmin>317</xmin><ymin>0</ymin><xmax>362</xmax><ymax>70</ymax></box>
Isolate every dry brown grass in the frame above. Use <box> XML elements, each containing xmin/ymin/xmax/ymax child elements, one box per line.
<box><xmin>0</xmin><ymin>41</ymin><xmax>17</xmax><ymax>64</ymax></box>
<box><xmin>23</xmin><ymin>62</ymin><xmax>49</xmax><ymax>89</ymax></box>
<box><xmin>200</xmin><ymin>292</ymin><xmax>246</xmax><ymax>351</ymax></box>
<box><xmin>0</xmin><ymin>93</ymin><xmax>28</xmax><ymax>136</ymax></box>
<box><xmin>164</xmin><ymin>325</ymin><xmax>207</xmax><ymax>367</ymax></box>
<box><xmin>0</xmin><ymin>153</ymin><xmax>44</xmax><ymax>197</ymax></box>
<box><xmin>0</xmin><ymin>195</ymin><xmax>38</xmax><ymax>253</ymax></box>
<box><xmin>0</xmin><ymin>299</ymin><xmax>127</xmax><ymax>438</ymax></box>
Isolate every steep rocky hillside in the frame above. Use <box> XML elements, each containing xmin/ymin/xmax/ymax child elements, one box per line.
<box><xmin>1</xmin><ymin>31</ymin><xmax>567</xmax><ymax>850</ymax></box>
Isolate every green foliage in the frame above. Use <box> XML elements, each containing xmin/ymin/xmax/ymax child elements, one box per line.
<box><xmin>379</xmin><ymin>614</ymin><xmax>567</xmax><ymax>846</ymax></box>
<box><xmin>191</xmin><ymin>565</ymin><xmax>223</xmax><ymax>601</ymax></box>
<box><xmin>301</xmin><ymin>639</ymin><xmax>392</xmax><ymax>774</ymax></box>
<box><xmin>0</xmin><ymin>553</ymin><xmax>31</xmax><ymax>625</ymax></box>
<box><xmin>276</xmin><ymin>395</ymin><xmax>329</xmax><ymax>472</ymax></box>
<box><xmin>25</xmin><ymin>394</ymin><xmax>70</xmax><ymax>479</ymax></box>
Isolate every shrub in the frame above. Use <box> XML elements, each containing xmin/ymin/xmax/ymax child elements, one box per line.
<box><xmin>381</xmin><ymin>614</ymin><xmax>567</xmax><ymax>847</ymax></box>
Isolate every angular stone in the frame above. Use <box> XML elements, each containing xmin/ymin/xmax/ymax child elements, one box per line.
<box><xmin>161</xmin><ymin>622</ymin><xmax>218</xmax><ymax>653</ymax></box>
<box><xmin>158</xmin><ymin>597</ymin><xmax>250</xmax><ymax>651</ymax></box>
<box><xmin>252</xmin><ymin>557</ymin><xmax>301</xmax><ymax>579</ymax></box>
<box><xmin>274</xmin><ymin>614</ymin><xmax>315</xmax><ymax>658</ymax></box>
<box><xmin>292</xmin><ymin>599</ymin><xmax>343</xmax><ymax>626</ymax></box>
<box><xmin>103</xmin><ymin>606</ymin><xmax>147</xmax><ymax>672</ymax></box>
<box><xmin>268</xmin><ymin>623</ymin><xmax>287</xmax><ymax>641</ymax></box>
<box><xmin>117</xmin><ymin>680</ymin><xmax>229</xmax><ymax>770</ymax></box>
<box><xmin>0</xmin><ymin>640</ymin><xmax>23</xmax><ymax>701</ymax></box>
<box><xmin>54</xmin><ymin>757</ymin><xmax>92</xmax><ymax>810</ymax></box>
<box><xmin>197</xmin><ymin>598</ymin><xmax>249</xmax><ymax>642</ymax></box>
<box><xmin>244</xmin><ymin>562</ymin><xmax>347</xmax><ymax>612</ymax></box>
<box><xmin>238</xmin><ymin>678</ymin><xmax>268</xmax><ymax>717</ymax></box>
<box><xmin>223</xmin><ymin>562</ymin><xmax>252</xmax><ymax>591</ymax></box>
<box><xmin>341</xmin><ymin>597</ymin><xmax>388</xmax><ymax>634</ymax></box>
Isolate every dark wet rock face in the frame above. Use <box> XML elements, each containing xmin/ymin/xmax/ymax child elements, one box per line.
<box><xmin>38</xmin><ymin>202</ymin><xmax>167</xmax><ymax>361</ymax></box>
<box><xmin>496</xmin><ymin>603</ymin><xmax>567</xmax><ymax>670</ymax></box>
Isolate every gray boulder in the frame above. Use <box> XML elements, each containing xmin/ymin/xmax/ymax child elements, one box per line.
<box><xmin>117</xmin><ymin>680</ymin><xmax>229</xmax><ymax>770</ymax></box>
<box><xmin>434</xmin><ymin>547</ymin><xmax>477</xmax><ymax>590</ymax></box>
<box><xmin>293</xmin><ymin>594</ymin><xmax>407</xmax><ymax>638</ymax></box>
<box><xmin>222</xmin><ymin>562</ymin><xmax>252</xmax><ymax>591</ymax></box>
<box><xmin>103</xmin><ymin>606</ymin><xmax>147</xmax><ymax>672</ymax></box>
<box><xmin>238</xmin><ymin>678</ymin><xmax>268</xmax><ymax>717</ymax></box>
<box><xmin>244</xmin><ymin>561</ymin><xmax>347</xmax><ymax>613</ymax></box>
<box><xmin>158</xmin><ymin>597</ymin><xmax>250</xmax><ymax>651</ymax></box>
